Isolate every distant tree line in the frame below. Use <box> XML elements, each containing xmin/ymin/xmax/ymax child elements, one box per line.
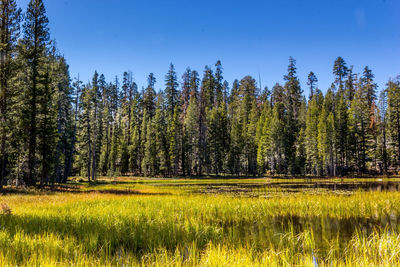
<box><xmin>1</xmin><ymin>0</ymin><xmax>400</xmax><ymax>186</ymax></box>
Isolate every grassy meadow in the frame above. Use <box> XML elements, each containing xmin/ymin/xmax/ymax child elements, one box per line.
<box><xmin>0</xmin><ymin>178</ymin><xmax>400</xmax><ymax>266</ymax></box>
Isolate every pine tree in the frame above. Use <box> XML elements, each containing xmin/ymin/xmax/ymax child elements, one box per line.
<box><xmin>349</xmin><ymin>80</ymin><xmax>370</xmax><ymax>172</ymax></box>
<box><xmin>207</xmin><ymin>61</ymin><xmax>228</xmax><ymax>176</ymax></box>
<box><xmin>142</xmin><ymin>114</ymin><xmax>157</xmax><ymax>176</ymax></box>
<box><xmin>181</xmin><ymin>68</ymin><xmax>191</xmax><ymax>118</ymax></box>
<box><xmin>378</xmin><ymin>89</ymin><xmax>388</xmax><ymax>174</ymax></box>
<box><xmin>387</xmin><ymin>77</ymin><xmax>400</xmax><ymax>169</ymax></box>
<box><xmin>244</xmin><ymin>104</ymin><xmax>258</xmax><ymax>176</ymax></box>
<box><xmin>182</xmin><ymin>70</ymin><xmax>200</xmax><ymax>176</ymax></box>
<box><xmin>165</xmin><ymin>63</ymin><xmax>179</xmax><ymax>117</ymax></box>
<box><xmin>53</xmin><ymin>56</ymin><xmax>72</xmax><ymax>184</ymax></box>
<box><xmin>77</xmin><ymin>84</ymin><xmax>92</xmax><ymax>180</ymax></box>
<box><xmin>208</xmin><ymin>105</ymin><xmax>228</xmax><ymax>175</ymax></box>
<box><xmin>361</xmin><ymin>67</ymin><xmax>377</xmax><ymax>109</ymax></box>
<box><xmin>143</xmin><ymin>73</ymin><xmax>156</xmax><ymax>118</ymax></box>
<box><xmin>214</xmin><ymin>60</ymin><xmax>224</xmax><ymax>105</ymax></box>
<box><xmin>99</xmin><ymin>75</ymin><xmax>111</xmax><ymax>175</ymax></box>
<box><xmin>270</xmin><ymin>101</ymin><xmax>286</xmax><ymax>174</ymax></box>
<box><xmin>228</xmin><ymin>115</ymin><xmax>242</xmax><ymax>175</ymax></box>
<box><xmin>19</xmin><ymin>0</ymin><xmax>51</xmax><ymax>185</ymax></box>
<box><xmin>184</xmin><ymin>90</ymin><xmax>200</xmax><ymax>176</ymax></box>
<box><xmin>38</xmin><ymin>55</ymin><xmax>57</xmax><ymax>186</ymax></box>
<box><xmin>154</xmin><ymin>94</ymin><xmax>169</xmax><ymax>176</ymax></box>
<box><xmin>333</xmin><ymin>57</ymin><xmax>348</xmax><ymax>92</ymax></box>
<box><xmin>169</xmin><ymin>105</ymin><xmax>182</xmax><ymax>176</ymax></box>
<box><xmin>119</xmin><ymin>71</ymin><xmax>136</xmax><ymax>174</ymax></box>
<box><xmin>283</xmin><ymin>57</ymin><xmax>303</xmax><ymax>174</ymax></box>
<box><xmin>345</xmin><ymin>66</ymin><xmax>356</xmax><ymax>102</ymax></box>
<box><xmin>256</xmin><ymin>99</ymin><xmax>272</xmax><ymax>175</ymax></box>
<box><xmin>201</xmin><ymin>66</ymin><xmax>215</xmax><ymax>109</ymax></box>
<box><xmin>63</xmin><ymin>76</ymin><xmax>81</xmax><ymax>182</ymax></box>
<box><xmin>180</xmin><ymin>68</ymin><xmax>192</xmax><ymax>175</ymax></box>
<box><xmin>164</xmin><ymin>64</ymin><xmax>180</xmax><ymax>175</ymax></box>
<box><xmin>226</xmin><ymin>79</ymin><xmax>240</xmax><ymax>175</ymax></box>
<box><xmin>0</xmin><ymin>0</ymin><xmax>21</xmax><ymax>185</ymax></box>
<box><xmin>128</xmin><ymin>89</ymin><xmax>142</xmax><ymax>174</ymax></box>
<box><xmin>238</xmin><ymin>76</ymin><xmax>258</xmax><ymax>175</ymax></box>
<box><xmin>109</xmin><ymin>113</ymin><xmax>122</xmax><ymax>175</ymax></box>
<box><xmin>198</xmin><ymin>67</ymin><xmax>214</xmax><ymax>175</ymax></box>
<box><xmin>90</xmin><ymin>71</ymin><xmax>102</xmax><ymax>181</ymax></box>
<box><xmin>305</xmin><ymin>90</ymin><xmax>323</xmax><ymax>175</ymax></box>
<box><xmin>360</xmin><ymin>67</ymin><xmax>378</xmax><ymax>171</ymax></box>
<box><xmin>335</xmin><ymin>92</ymin><xmax>349</xmax><ymax>174</ymax></box>
<box><xmin>318</xmin><ymin>104</ymin><xmax>335</xmax><ymax>176</ymax></box>
<box><xmin>307</xmin><ymin>71</ymin><xmax>318</xmax><ymax>100</ymax></box>
<box><xmin>121</xmin><ymin>71</ymin><xmax>136</xmax><ymax>147</ymax></box>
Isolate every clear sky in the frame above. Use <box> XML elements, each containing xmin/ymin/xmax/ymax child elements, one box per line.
<box><xmin>17</xmin><ymin>0</ymin><xmax>400</xmax><ymax>95</ymax></box>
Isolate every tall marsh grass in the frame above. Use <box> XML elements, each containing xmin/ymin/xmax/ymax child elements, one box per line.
<box><xmin>0</xmin><ymin>186</ymin><xmax>399</xmax><ymax>266</ymax></box>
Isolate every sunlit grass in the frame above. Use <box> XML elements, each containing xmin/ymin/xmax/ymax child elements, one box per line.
<box><xmin>0</xmin><ymin>178</ymin><xmax>399</xmax><ymax>266</ymax></box>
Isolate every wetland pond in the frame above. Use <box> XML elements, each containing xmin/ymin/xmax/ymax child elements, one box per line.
<box><xmin>154</xmin><ymin>178</ymin><xmax>400</xmax><ymax>195</ymax></box>
<box><xmin>157</xmin><ymin>179</ymin><xmax>400</xmax><ymax>260</ymax></box>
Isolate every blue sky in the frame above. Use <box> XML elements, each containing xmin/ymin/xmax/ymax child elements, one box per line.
<box><xmin>17</xmin><ymin>0</ymin><xmax>400</xmax><ymax>95</ymax></box>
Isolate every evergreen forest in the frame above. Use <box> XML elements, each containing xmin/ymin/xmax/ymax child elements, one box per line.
<box><xmin>1</xmin><ymin>0</ymin><xmax>400</xmax><ymax>186</ymax></box>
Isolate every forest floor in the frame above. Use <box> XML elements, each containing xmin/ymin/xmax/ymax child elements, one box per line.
<box><xmin>0</xmin><ymin>177</ymin><xmax>400</xmax><ymax>266</ymax></box>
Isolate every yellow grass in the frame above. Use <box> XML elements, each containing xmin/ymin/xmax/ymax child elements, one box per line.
<box><xmin>0</xmin><ymin>178</ymin><xmax>399</xmax><ymax>266</ymax></box>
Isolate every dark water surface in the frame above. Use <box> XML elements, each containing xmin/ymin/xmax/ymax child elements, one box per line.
<box><xmin>155</xmin><ymin>179</ymin><xmax>400</xmax><ymax>195</ymax></box>
<box><xmin>154</xmin><ymin>179</ymin><xmax>400</xmax><ymax>260</ymax></box>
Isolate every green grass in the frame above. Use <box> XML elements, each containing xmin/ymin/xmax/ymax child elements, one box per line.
<box><xmin>0</xmin><ymin>178</ymin><xmax>399</xmax><ymax>266</ymax></box>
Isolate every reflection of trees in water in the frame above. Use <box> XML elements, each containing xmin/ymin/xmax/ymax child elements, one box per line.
<box><xmin>179</xmin><ymin>181</ymin><xmax>400</xmax><ymax>195</ymax></box>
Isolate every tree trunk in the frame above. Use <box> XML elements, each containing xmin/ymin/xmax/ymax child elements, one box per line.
<box><xmin>361</xmin><ymin>121</ymin><xmax>366</xmax><ymax>172</ymax></box>
<box><xmin>91</xmin><ymin>103</ymin><xmax>98</xmax><ymax>181</ymax></box>
<box><xmin>87</xmin><ymin>115</ymin><xmax>91</xmax><ymax>182</ymax></box>
<box><xmin>54</xmin><ymin>97</ymin><xmax>63</xmax><ymax>183</ymax></box>
<box><xmin>382</xmin><ymin>122</ymin><xmax>388</xmax><ymax>174</ymax></box>
<box><xmin>27</xmin><ymin>64</ymin><xmax>37</xmax><ymax>186</ymax></box>
<box><xmin>397</xmin><ymin>105</ymin><xmax>400</xmax><ymax>168</ymax></box>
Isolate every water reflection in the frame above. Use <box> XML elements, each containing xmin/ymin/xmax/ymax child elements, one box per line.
<box><xmin>158</xmin><ymin>180</ymin><xmax>400</xmax><ymax>195</ymax></box>
<box><xmin>273</xmin><ymin>181</ymin><xmax>400</xmax><ymax>192</ymax></box>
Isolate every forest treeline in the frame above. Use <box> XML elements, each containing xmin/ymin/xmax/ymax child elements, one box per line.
<box><xmin>1</xmin><ymin>0</ymin><xmax>400</xmax><ymax>186</ymax></box>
